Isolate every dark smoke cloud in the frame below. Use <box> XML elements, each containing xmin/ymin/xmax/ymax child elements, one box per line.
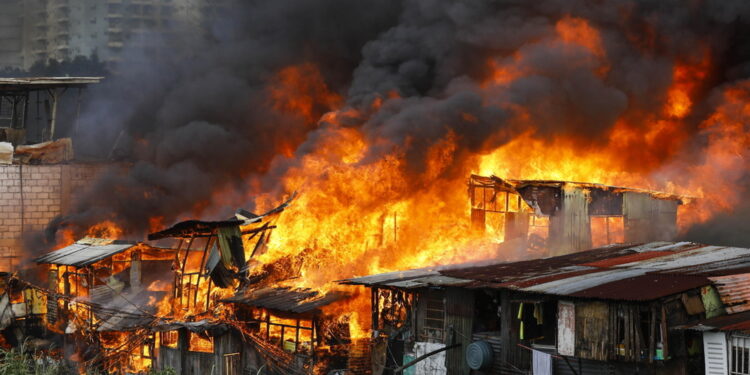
<box><xmin>680</xmin><ymin>178</ymin><xmax>750</xmax><ymax>247</ymax></box>
<box><xmin>35</xmin><ymin>0</ymin><xmax>401</xmax><ymax>245</ymax></box>
<box><xmin>35</xmin><ymin>0</ymin><xmax>750</xmax><ymax>250</ymax></box>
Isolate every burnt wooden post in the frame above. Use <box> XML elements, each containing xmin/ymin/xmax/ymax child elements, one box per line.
<box><xmin>173</xmin><ymin>239</ymin><xmax>184</xmax><ymax>301</ymax></box>
<box><xmin>661</xmin><ymin>305</ymin><xmax>668</xmax><ymax>358</ymax></box>
<box><xmin>178</xmin><ymin>328</ymin><xmax>189</xmax><ymax>375</ymax></box>
<box><xmin>195</xmin><ymin>235</ymin><xmax>213</xmax><ymax>310</ymax></box>
<box><xmin>295</xmin><ymin>319</ymin><xmax>300</xmax><ymax>352</ymax></box>
<box><xmin>131</xmin><ymin>250</ymin><xmax>142</xmax><ymax>291</ymax></box>
<box><xmin>649</xmin><ymin>304</ymin><xmax>656</xmax><ymax>363</ymax></box>
<box><xmin>499</xmin><ymin>290</ymin><xmax>511</xmax><ymax>365</ymax></box>
<box><xmin>372</xmin><ymin>287</ymin><xmax>379</xmax><ymax>331</ymax></box>
<box><xmin>205</xmin><ymin>279</ymin><xmax>213</xmax><ymax>311</ymax></box>
<box><xmin>265</xmin><ymin>314</ymin><xmax>270</xmax><ymax>338</ymax></box>
<box><xmin>178</xmin><ymin>235</ymin><xmax>195</xmax><ymax>307</ymax></box>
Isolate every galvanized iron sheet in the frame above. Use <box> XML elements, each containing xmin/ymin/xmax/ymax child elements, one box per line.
<box><xmin>342</xmin><ymin>242</ymin><xmax>750</xmax><ymax>302</ymax></box>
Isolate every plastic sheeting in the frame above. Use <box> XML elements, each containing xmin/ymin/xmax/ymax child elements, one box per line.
<box><xmin>413</xmin><ymin>342</ymin><xmax>447</xmax><ymax>375</ymax></box>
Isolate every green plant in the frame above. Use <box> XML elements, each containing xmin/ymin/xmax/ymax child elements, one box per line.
<box><xmin>147</xmin><ymin>368</ymin><xmax>176</xmax><ymax>375</ymax></box>
<box><xmin>0</xmin><ymin>341</ymin><xmax>71</xmax><ymax>375</ymax></box>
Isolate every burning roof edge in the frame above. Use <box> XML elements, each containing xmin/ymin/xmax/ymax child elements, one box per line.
<box><xmin>148</xmin><ymin>192</ymin><xmax>296</xmax><ymax>240</ymax></box>
<box><xmin>471</xmin><ymin>174</ymin><xmax>690</xmax><ymax>202</ymax></box>
<box><xmin>35</xmin><ymin>238</ymin><xmax>174</xmax><ymax>267</ymax></box>
<box><xmin>147</xmin><ymin>219</ymin><xmax>244</xmax><ymax>240</ymax></box>
<box><xmin>222</xmin><ymin>286</ymin><xmax>350</xmax><ymax>315</ymax></box>
<box><xmin>35</xmin><ymin>238</ymin><xmax>137</xmax><ymax>267</ymax></box>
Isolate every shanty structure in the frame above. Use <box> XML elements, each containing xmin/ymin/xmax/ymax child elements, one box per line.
<box><xmin>343</xmin><ymin>241</ymin><xmax>750</xmax><ymax>375</ymax></box>
<box><xmin>222</xmin><ymin>286</ymin><xmax>354</xmax><ymax>373</ymax></box>
<box><xmin>33</xmin><ymin>237</ymin><xmax>174</xmax><ymax>373</ymax></box>
<box><xmin>0</xmin><ymin>77</ymin><xmax>103</xmax><ymax>144</ymax></box>
<box><xmin>145</xmin><ymin>195</ymin><xmax>344</xmax><ymax>375</ymax></box>
<box><xmin>469</xmin><ymin>175</ymin><xmax>685</xmax><ymax>256</ymax></box>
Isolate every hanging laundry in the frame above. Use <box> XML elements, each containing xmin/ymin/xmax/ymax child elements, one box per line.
<box><xmin>534</xmin><ymin>303</ymin><xmax>543</xmax><ymax>325</ymax></box>
<box><xmin>532</xmin><ymin>350</ymin><xmax>552</xmax><ymax>375</ymax></box>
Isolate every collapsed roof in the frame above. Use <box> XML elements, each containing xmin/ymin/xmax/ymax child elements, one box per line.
<box><xmin>222</xmin><ymin>286</ymin><xmax>349</xmax><ymax>315</ymax></box>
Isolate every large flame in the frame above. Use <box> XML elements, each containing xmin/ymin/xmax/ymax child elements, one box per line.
<box><xmin>40</xmin><ymin>11</ymin><xmax>750</xmax><ymax>369</ymax></box>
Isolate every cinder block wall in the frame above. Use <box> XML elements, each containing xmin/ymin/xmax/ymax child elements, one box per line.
<box><xmin>0</xmin><ymin>164</ymin><xmax>108</xmax><ymax>271</ymax></box>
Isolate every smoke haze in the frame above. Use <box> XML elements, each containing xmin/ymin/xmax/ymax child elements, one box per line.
<box><xmin>38</xmin><ymin>0</ymin><xmax>750</xmax><ymax>250</ymax></box>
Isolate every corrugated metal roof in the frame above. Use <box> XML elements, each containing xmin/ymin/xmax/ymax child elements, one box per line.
<box><xmin>223</xmin><ymin>286</ymin><xmax>348</xmax><ymax>314</ymax></box>
<box><xmin>0</xmin><ymin>77</ymin><xmax>103</xmax><ymax>89</ymax></box>
<box><xmin>35</xmin><ymin>238</ymin><xmax>136</xmax><ymax>267</ymax></box>
<box><xmin>342</xmin><ymin>242</ymin><xmax>750</xmax><ymax>302</ymax></box>
<box><xmin>709</xmin><ymin>273</ymin><xmax>750</xmax><ymax>314</ymax></box>
<box><xmin>681</xmin><ymin>310</ymin><xmax>750</xmax><ymax>332</ymax></box>
<box><xmin>569</xmin><ymin>274</ymin><xmax>710</xmax><ymax>301</ymax></box>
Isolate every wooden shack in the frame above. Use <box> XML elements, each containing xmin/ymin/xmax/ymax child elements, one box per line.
<box><xmin>344</xmin><ymin>242</ymin><xmax>750</xmax><ymax>375</ymax></box>
<box><xmin>469</xmin><ymin>175</ymin><xmax>685</xmax><ymax>255</ymax></box>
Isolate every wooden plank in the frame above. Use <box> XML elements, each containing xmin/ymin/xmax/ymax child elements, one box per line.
<box><xmin>445</xmin><ymin>287</ymin><xmax>474</xmax><ymax>375</ymax></box>
<box><xmin>661</xmin><ymin>305</ymin><xmax>669</xmax><ymax>359</ymax></box>
<box><xmin>499</xmin><ymin>290</ymin><xmax>511</xmax><ymax>365</ymax></box>
<box><xmin>649</xmin><ymin>304</ymin><xmax>656</xmax><ymax>363</ymax></box>
<box><xmin>557</xmin><ymin>301</ymin><xmax>575</xmax><ymax>356</ymax></box>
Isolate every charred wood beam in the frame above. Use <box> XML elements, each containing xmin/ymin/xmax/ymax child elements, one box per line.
<box><xmin>148</xmin><ymin>225</ymin><xmax>278</xmax><ymax>240</ymax></box>
<box><xmin>243</xmin><ymin>224</ymin><xmax>276</xmax><ymax>236</ymax></box>
<box><xmin>245</xmin><ymin>319</ymin><xmax>313</xmax><ymax>331</ymax></box>
<box><xmin>147</xmin><ymin>219</ymin><xmax>244</xmax><ymax>240</ymax></box>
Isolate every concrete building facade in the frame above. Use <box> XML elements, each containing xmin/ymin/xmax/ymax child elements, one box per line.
<box><xmin>0</xmin><ymin>0</ymin><xmax>234</xmax><ymax>70</ymax></box>
<box><xmin>0</xmin><ymin>1</ymin><xmax>26</xmax><ymax>69</ymax></box>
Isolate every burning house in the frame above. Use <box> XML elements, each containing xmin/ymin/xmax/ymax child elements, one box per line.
<box><xmin>3</xmin><ymin>1</ymin><xmax>750</xmax><ymax>375</ymax></box>
<box><xmin>0</xmin><ymin>174</ymin><xmax>706</xmax><ymax>375</ymax></box>
<box><xmin>469</xmin><ymin>175</ymin><xmax>684</xmax><ymax>256</ymax></box>
<box><xmin>31</xmin><ymin>237</ymin><xmax>175</xmax><ymax>372</ymax></box>
<box><xmin>343</xmin><ymin>241</ymin><xmax>750</xmax><ymax>375</ymax></box>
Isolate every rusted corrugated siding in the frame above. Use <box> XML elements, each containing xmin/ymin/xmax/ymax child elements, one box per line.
<box><xmin>344</xmin><ymin>242</ymin><xmax>750</xmax><ymax>303</ymax></box>
<box><xmin>575</xmin><ymin>301</ymin><xmax>609</xmax><ymax>361</ymax></box>
<box><xmin>570</xmin><ymin>274</ymin><xmax>710</xmax><ymax>301</ymax></box>
<box><xmin>710</xmin><ymin>273</ymin><xmax>750</xmax><ymax>314</ymax></box>
<box><xmin>445</xmin><ymin>287</ymin><xmax>474</xmax><ymax>375</ymax></box>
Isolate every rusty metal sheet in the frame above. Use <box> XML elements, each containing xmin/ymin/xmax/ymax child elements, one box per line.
<box><xmin>440</xmin><ymin>244</ymin><xmax>635</xmax><ymax>283</ymax></box>
<box><xmin>580</xmin><ymin>251</ymin><xmax>677</xmax><ymax>268</ymax></box>
<box><xmin>709</xmin><ymin>273</ymin><xmax>750</xmax><ymax>314</ymax></box>
<box><xmin>342</xmin><ymin>242</ymin><xmax>750</xmax><ymax>305</ymax></box>
<box><xmin>340</xmin><ymin>268</ymin><xmax>441</xmax><ymax>286</ymax></box>
<box><xmin>223</xmin><ymin>286</ymin><xmax>348</xmax><ymax>314</ymax></box>
<box><xmin>682</xmin><ymin>310</ymin><xmax>750</xmax><ymax>332</ymax></box>
<box><xmin>384</xmin><ymin>275</ymin><xmax>470</xmax><ymax>289</ymax></box>
<box><xmin>570</xmin><ymin>274</ymin><xmax>711</xmax><ymax>301</ymax></box>
<box><xmin>35</xmin><ymin>238</ymin><xmax>136</xmax><ymax>267</ymax></box>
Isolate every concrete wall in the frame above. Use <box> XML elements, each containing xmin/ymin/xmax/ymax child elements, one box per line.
<box><xmin>0</xmin><ymin>163</ymin><xmax>107</xmax><ymax>271</ymax></box>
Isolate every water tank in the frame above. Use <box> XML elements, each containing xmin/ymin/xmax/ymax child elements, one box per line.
<box><xmin>466</xmin><ymin>340</ymin><xmax>494</xmax><ymax>370</ymax></box>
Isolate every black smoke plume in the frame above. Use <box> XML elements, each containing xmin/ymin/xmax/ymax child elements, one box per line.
<box><xmin>32</xmin><ymin>0</ymin><xmax>750</xmax><ymax>251</ymax></box>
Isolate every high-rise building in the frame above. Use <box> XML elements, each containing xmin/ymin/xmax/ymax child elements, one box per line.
<box><xmin>0</xmin><ymin>0</ymin><xmax>235</xmax><ymax>71</ymax></box>
<box><xmin>0</xmin><ymin>1</ymin><xmax>25</xmax><ymax>69</ymax></box>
